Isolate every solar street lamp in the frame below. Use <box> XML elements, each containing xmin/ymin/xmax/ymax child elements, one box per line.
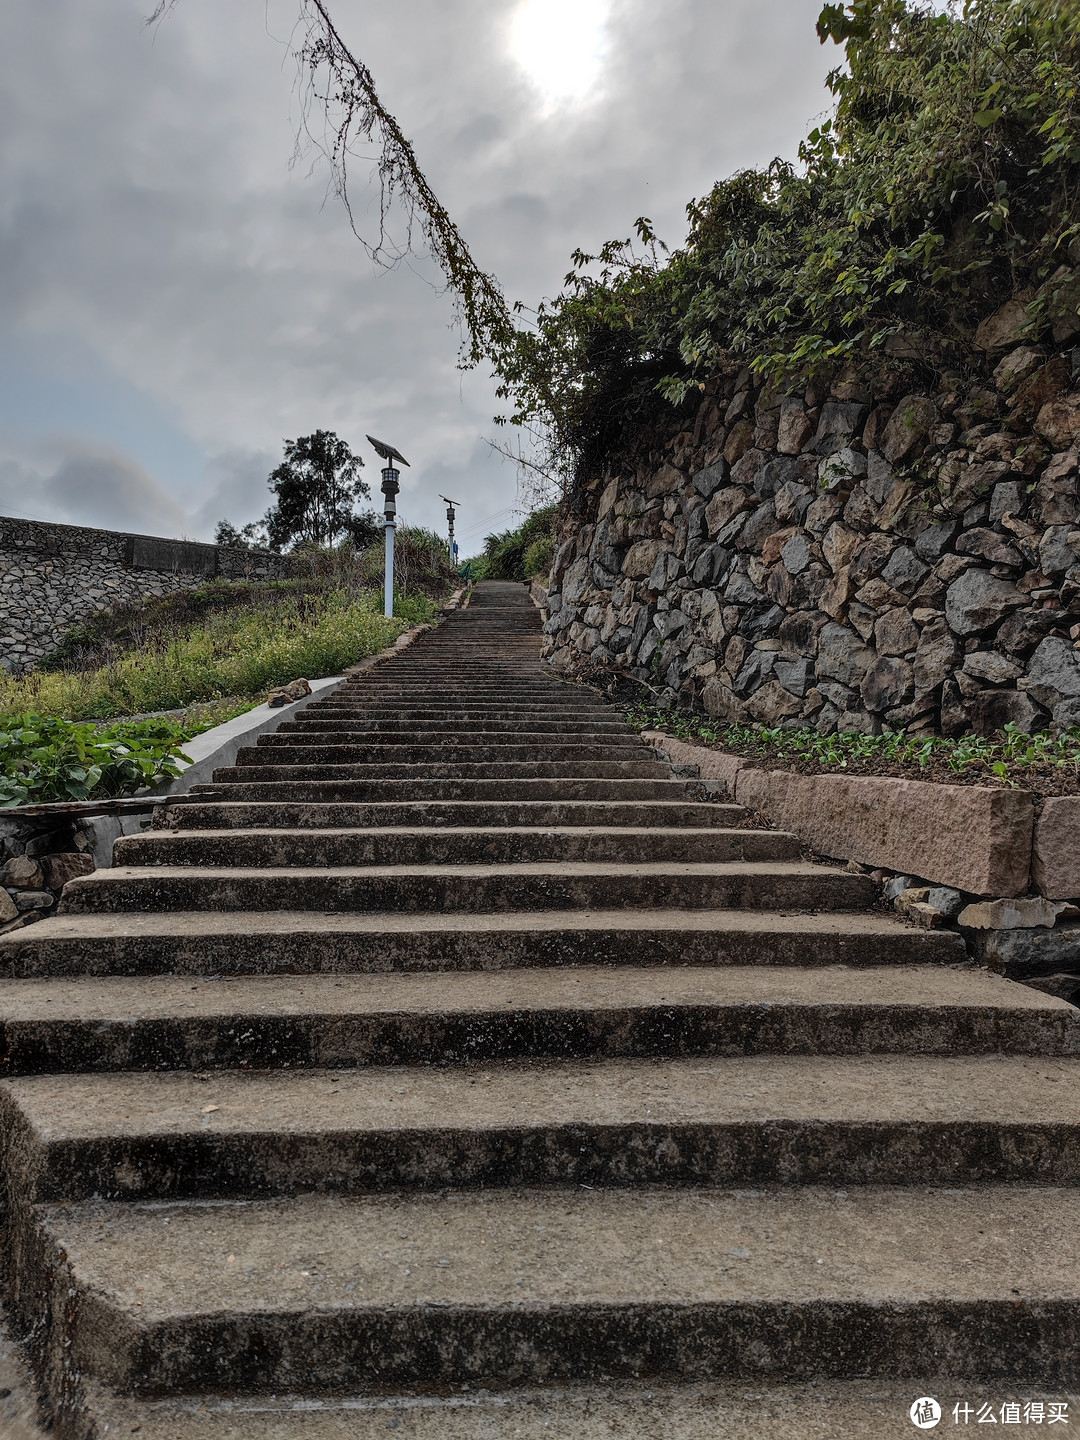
<box><xmin>440</xmin><ymin>495</ymin><xmax>460</xmax><ymax>566</ymax></box>
<box><xmin>366</xmin><ymin>435</ymin><xmax>410</xmax><ymax>618</ymax></box>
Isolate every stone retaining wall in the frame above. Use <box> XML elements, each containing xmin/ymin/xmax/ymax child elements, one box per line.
<box><xmin>541</xmin><ymin>307</ymin><xmax>1080</xmax><ymax>737</ymax></box>
<box><xmin>0</xmin><ymin>516</ymin><xmax>294</xmax><ymax>673</ymax></box>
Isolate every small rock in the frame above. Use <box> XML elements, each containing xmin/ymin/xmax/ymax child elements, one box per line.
<box><xmin>895</xmin><ymin>885</ymin><xmax>930</xmax><ymax>906</ymax></box>
<box><xmin>267</xmin><ymin>677</ymin><xmax>313</xmax><ymax>708</ymax></box>
<box><xmin>0</xmin><ymin>856</ymin><xmax>44</xmax><ymax>890</ymax></box>
<box><xmin>12</xmin><ymin>890</ymin><xmax>55</xmax><ymax>912</ymax></box>
<box><xmin>926</xmin><ymin>886</ymin><xmax>965</xmax><ymax>919</ymax></box>
<box><xmin>945</xmin><ymin>568</ymin><xmax>1024</xmax><ymax>636</ymax></box>
<box><xmin>974</xmin><ymin>298</ymin><xmax>1035</xmax><ymax>353</ymax></box>
<box><xmin>906</xmin><ymin>901</ymin><xmax>944</xmax><ymax>930</ymax></box>
<box><xmin>883</xmin><ymin>874</ymin><xmax>916</xmax><ymax>902</ymax></box>
<box><xmin>958</xmin><ymin>897</ymin><xmax>1071</xmax><ymax>930</ymax></box>
<box><xmin>881</xmin><ymin>395</ymin><xmax>939</xmax><ymax>464</ymax></box>
<box><xmin>0</xmin><ymin>889</ymin><xmax>17</xmax><ymax>924</ymax></box>
<box><xmin>1021</xmin><ymin>972</ymin><xmax>1080</xmax><ymax>1002</ymax></box>
<box><xmin>962</xmin><ymin>651</ymin><xmax>1023</xmax><ymax>685</ymax></box>
<box><xmin>41</xmin><ymin>853</ymin><xmax>95</xmax><ymax>890</ymax></box>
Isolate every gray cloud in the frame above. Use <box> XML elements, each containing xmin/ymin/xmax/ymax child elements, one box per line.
<box><xmin>0</xmin><ymin>439</ymin><xmax>188</xmax><ymax>534</ymax></box>
<box><xmin>0</xmin><ymin>0</ymin><xmax>835</xmax><ymax>547</ymax></box>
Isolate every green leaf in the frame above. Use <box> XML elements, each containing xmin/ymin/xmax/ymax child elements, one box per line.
<box><xmin>973</xmin><ymin>108</ymin><xmax>1003</xmax><ymax>128</ymax></box>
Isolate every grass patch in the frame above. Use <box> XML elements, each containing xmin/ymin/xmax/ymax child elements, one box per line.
<box><xmin>1</xmin><ymin>585</ymin><xmax>438</xmax><ymax>723</ymax></box>
<box><xmin>627</xmin><ymin>703</ymin><xmax>1080</xmax><ymax>795</ymax></box>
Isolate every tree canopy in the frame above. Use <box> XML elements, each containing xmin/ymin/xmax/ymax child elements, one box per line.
<box><xmin>216</xmin><ymin>431</ymin><xmax>379</xmax><ymax>553</ymax></box>
<box><xmin>495</xmin><ymin>0</ymin><xmax>1080</xmax><ymax>478</ymax></box>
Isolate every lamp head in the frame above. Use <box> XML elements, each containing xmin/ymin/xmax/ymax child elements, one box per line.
<box><xmin>366</xmin><ymin>435</ymin><xmax>410</xmax><ymax>468</ymax></box>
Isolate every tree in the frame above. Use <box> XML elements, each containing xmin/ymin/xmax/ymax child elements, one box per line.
<box><xmin>262</xmin><ymin>430</ymin><xmax>375</xmax><ymax>551</ymax></box>
<box><xmin>214</xmin><ymin>519</ymin><xmax>269</xmax><ymax>550</ymax></box>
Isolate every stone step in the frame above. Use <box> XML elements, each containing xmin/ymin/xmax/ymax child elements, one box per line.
<box><xmin>213</xmin><ymin>764</ymin><xmax>669</xmax><ymax>787</ymax></box>
<box><xmin>0</xmin><ymin>909</ymin><xmax>964</xmax><ymax>979</ymax></box>
<box><xmin>275</xmin><ymin>719</ymin><xmax>634</xmax><ymax>734</ymax></box>
<box><xmin>234</xmin><ymin>745</ymin><xmax>650</xmax><ymax>766</ymax></box>
<box><xmin>7</xmin><ymin>1054</ymin><xmax>1080</xmax><ymax>1202</ymax></box>
<box><xmin>256</xmin><ymin>732</ymin><xmax>643</xmax><ymax>749</ymax></box>
<box><xmin>306</xmin><ymin>707</ymin><xmax>619</xmax><ymax>721</ymax></box>
<box><xmin>58</xmin><ymin>861</ymin><xmax>876</xmax><ymax>917</ymax></box>
<box><xmin>113</xmin><ymin>826</ymin><xmax>800</xmax><ymax>868</ymax></box>
<box><xmin>154</xmin><ymin>800</ymin><xmax>747</xmax><ymax>831</ymax></box>
<box><xmin>300</xmin><ymin>711</ymin><xmax>622</xmax><ymax>725</ymax></box>
<box><xmin>1</xmin><ymin>963</ymin><xmax>1051</xmax><ymax>1074</ymax></box>
<box><xmin>188</xmin><ymin>779</ymin><xmax>695</xmax><ymax>802</ymax></box>
<box><xmin>338</xmin><ymin>682</ymin><xmax>582</xmax><ymax>692</ymax></box>
<box><xmin>14</xmin><ymin>1186</ymin><xmax>1079</xmax><ymax>1396</ymax></box>
<box><xmin>56</xmin><ymin>1378</ymin><xmax>1080</xmax><ymax>1440</ymax></box>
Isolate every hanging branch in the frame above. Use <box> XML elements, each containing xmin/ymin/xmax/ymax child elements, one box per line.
<box><xmin>147</xmin><ymin>0</ymin><xmax>515</xmax><ymax>367</ymax></box>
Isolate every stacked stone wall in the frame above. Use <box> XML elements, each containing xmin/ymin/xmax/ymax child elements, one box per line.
<box><xmin>0</xmin><ymin>517</ymin><xmax>294</xmax><ymax>674</ymax></box>
<box><xmin>542</xmin><ymin>308</ymin><xmax>1080</xmax><ymax>736</ymax></box>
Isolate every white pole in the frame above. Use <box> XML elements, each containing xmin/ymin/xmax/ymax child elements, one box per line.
<box><xmin>381</xmin><ymin>465</ymin><xmax>399</xmax><ymax>618</ymax></box>
<box><xmin>384</xmin><ymin>519</ymin><xmax>395</xmax><ymax>618</ymax></box>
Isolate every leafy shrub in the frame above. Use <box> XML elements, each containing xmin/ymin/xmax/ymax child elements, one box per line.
<box><xmin>0</xmin><ymin>714</ymin><xmax>191</xmax><ymax>807</ymax></box>
<box><xmin>523</xmin><ymin>534</ymin><xmax>555</xmax><ymax>580</ymax></box>
<box><xmin>479</xmin><ymin>506</ymin><xmax>558</xmax><ymax>581</ymax></box>
<box><xmin>496</xmin><ymin>0</ymin><xmax>1080</xmax><ymax>475</ymax></box>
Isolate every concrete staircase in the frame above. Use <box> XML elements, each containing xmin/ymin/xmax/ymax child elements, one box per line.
<box><xmin>1</xmin><ymin>579</ymin><xmax>1078</xmax><ymax>1438</ymax></box>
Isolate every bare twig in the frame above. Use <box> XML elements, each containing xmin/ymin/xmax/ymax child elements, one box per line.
<box><xmin>147</xmin><ymin>0</ymin><xmax>514</xmax><ymax>367</ymax></box>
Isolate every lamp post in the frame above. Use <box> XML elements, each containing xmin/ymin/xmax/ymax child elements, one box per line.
<box><xmin>366</xmin><ymin>435</ymin><xmax>410</xmax><ymax>618</ymax></box>
<box><xmin>440</xmin><ymin>495</ymin><xmax>460</xmax><ymax>567</ymax></box>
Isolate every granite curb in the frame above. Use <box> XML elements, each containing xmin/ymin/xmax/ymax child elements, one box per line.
<box><xmin>641</xmin><ymin>731</ymin><xmax>1065</xmax><ymax>900</ymax></box>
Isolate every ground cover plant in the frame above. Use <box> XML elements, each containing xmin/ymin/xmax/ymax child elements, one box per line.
<box><xmin>627</xmin><ymin>701</ymin><xmax>1080</xmax><ymax>798</ymax></box>
<box><xmin>0</xmin><ymin>715</ymin><xmax>193</xmax><ymax>807</ymax></box>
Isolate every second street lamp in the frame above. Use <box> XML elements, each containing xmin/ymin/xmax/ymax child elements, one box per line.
<box><xmin>440</xmin><ymin>495</ymin><xmax>460</xmax><ymax>567</ymax></box>
<box><xmin>366</xmin><ymin>435</ymin><xmax>409</xmax><ymax>618</ymax></box>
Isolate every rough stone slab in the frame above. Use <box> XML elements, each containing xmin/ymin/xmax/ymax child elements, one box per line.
<box><xmin>732</xmin><ymin>766</ymin><xmax>1033</xmax><ymax>896</ymax></box>
<box><xmin>640</xmin><ymin>733</ymin><xmax>752</xmax><ymax>793</ymax></box>
<box><xmin>113</xmin><ymin>826</ymin><xmax>800</xmax><ymax>869</ymax></box>
<box><xmin>0</xmin><ymin>964</ymin><xmax>1071</xmax><ymax>1073</ymax></box>
<box><xmin>273</xmin><ymin>722</ymin><xmax>634</xmax><ymax>737</ymax></box>
<box><xmin>57</xmin><ymin>861</ymin><xmax>876</xmax><ymax>917</ymax></box>
<box><xmin>8</xmin><ymin>1055</ymin><xmax>1080</xmax><ymax>1200</ymax></box>
<box><xmin>214</xmin><ymin>762</ymin><xmax>668</xmax><ymax>784</ymax></box>
<box><xmin>29</xmin><ymin>1186</ymin><xmax>1080</xmax><ymax>1392</ymax></box>
<box><xmin>64</xmin><ymin>1381</ymin><xmax>1080</xmax><ymax>1440</ymax></box>
<box><xmin>0</xmin><ymin>909</ymin><xmax>964</xmax><ymax>979</ymax></box>
<box><xmin>1033</xmin><ymin>797</ymin><xmax>1080</xmax><ymax>900</ymax></box>
<box><xmin>155</xmin><ymin>800</ymin><xmax>746</xmax><ymax>832</ymax></box>
<box><xmin>970</xmin><ymin>923</ymin><xmax>1080</xmax><ymax>981</ymax></box>
<box><xmin>188</xmin><ymin>779</ymin><xmax>694</xmax><ymax>803</ymax></box>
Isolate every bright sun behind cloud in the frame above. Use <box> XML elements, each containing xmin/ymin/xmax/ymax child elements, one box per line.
<box><xmin>508</xmin><ymin>0</ymin><xmax>610</xmax><ymax>109</ymax></box>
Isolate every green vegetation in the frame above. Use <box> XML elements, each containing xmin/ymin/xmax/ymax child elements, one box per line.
<box><xmin>0</xmin><ymin>714</ymin><xmax>193</xmax><ymax>807</ymax></box>
<box><xmin>627</xmin><ymin>702</ymin><xmax>1080</xmax><ymax>785</ymax></box>
<box><xmin>473</xmin><ymin>506</ymin><xmax>558</xmax><ymax>582</ymax></box>
<box><xmin>495</xmin><ymin>0</ymin><xmax>1080</xmax><ymax>474</ymax></box>
<box><xmin>2</xmin><ymin>556</ymin><xmax>445</xmax><ymax>724</ymax></box>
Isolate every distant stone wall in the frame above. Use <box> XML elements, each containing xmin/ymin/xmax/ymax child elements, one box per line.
<box><xmin>0</xmin><ymin>517</ymin><xmax>294</xmax><ymax>673</ymax></box>
<box><xmin>542</xmin><ymin>307</ymin><xmax>1080</xmax><ymax>736</ymax></box>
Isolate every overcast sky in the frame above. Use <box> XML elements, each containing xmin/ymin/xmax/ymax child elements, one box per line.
<box><xmin>0</xmin><ymin>0</ymin><xmax>836</xmax><ymax>553</ymax></box>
